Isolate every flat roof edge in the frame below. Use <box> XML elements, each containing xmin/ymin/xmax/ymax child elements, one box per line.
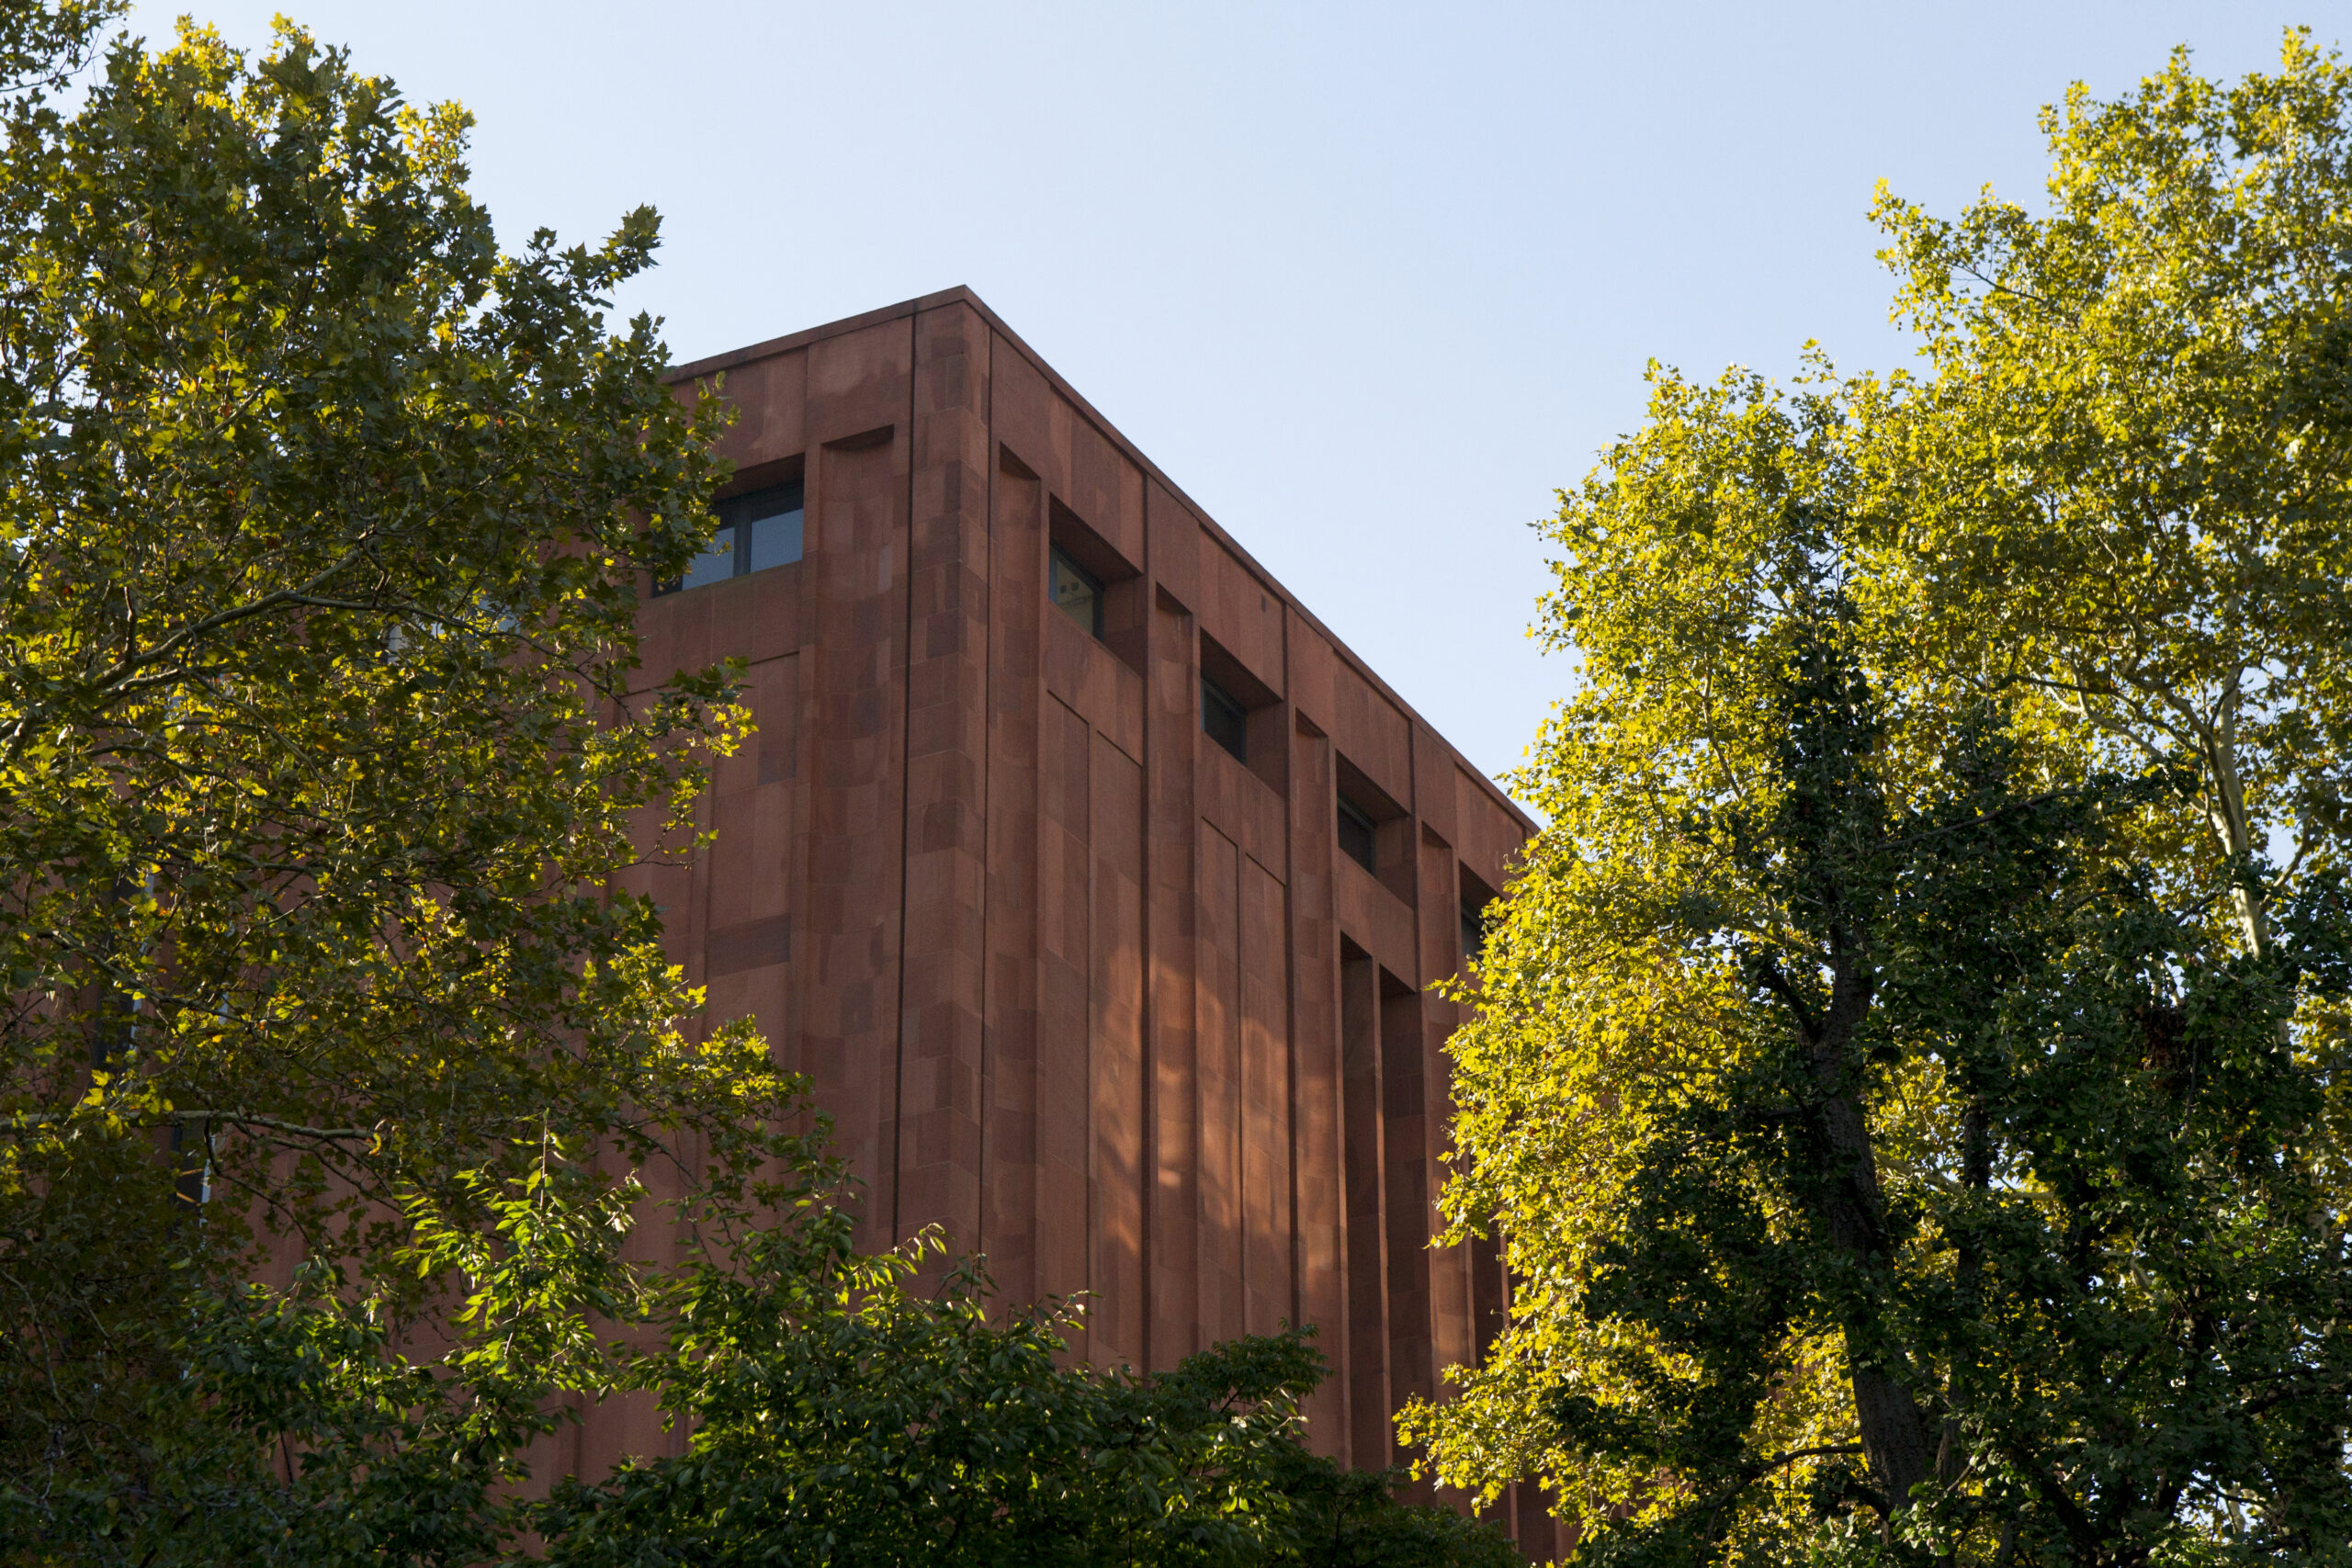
<box><xmin>663</xmin><ymin>288</ymin><xmax>1537</xmax><ymax>840</ymax></box>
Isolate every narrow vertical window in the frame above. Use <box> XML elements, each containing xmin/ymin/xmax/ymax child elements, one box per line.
<box><xmin>1460</xmin><ymin>901</ymin><xmax>1487</xmax><ymax>966</ymax></box>
<box><xmin>1050</xmin><ymin>545</ymin><xmax>1104</xmax><ymax>638</ymax></box>
<box><xmin>1337</xmin><ymin>793</ymin><xmax>1377</xmax><ymax>874</ymax></box>
<box><xmin>1202</xmin><ymin>674</ymin><xmax>1249</xmax><ymax>763</ymax></box>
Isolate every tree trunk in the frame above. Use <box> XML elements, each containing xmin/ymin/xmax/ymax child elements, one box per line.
<box><xmin>2197</xmin><ymin>684</ymin><xmax>2269</xmax><ymax>960</ymax></box>
<box><xmin>1808</xmin><ymin>957</ymin><xmax>1935</xmax><ymax>1514</ymax></box>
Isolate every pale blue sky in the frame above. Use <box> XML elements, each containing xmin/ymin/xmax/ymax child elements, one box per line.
<box><xmin>124</xmin><ymin>2</ymin><xmax>2327</xmax><ymax>786</ymax></box>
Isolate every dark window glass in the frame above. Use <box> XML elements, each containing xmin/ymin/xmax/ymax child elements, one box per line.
<box><xmin>1460</xmin><ymin>902</ymin><xmax>1487</xmax><ymax>967</ymax></box>
<box><xmin>678</xmin><ymin>525</ymin><xmax>736</xmax><ymax>591</ymax></box>
<box><xmin>1050</xmin><ymin>546</ymin><xmax>1103</xmax><ymax>638</ymax></box>
<box><xmin>738</xmin><ymin>484</ymin><xmax>805</xmax><ymax>572</ymax></box>
<box><xmin>1202</xmin><ymin>674</ymin><xmax>1248</xmax><ymax>763</ymax></box>
<box><xmin>1337</xmin><ymin>793</ymin><xmax>1377</xmax><ymax>874</ymax></box>
<box><xmin>656</xmin><ymin>479</ymin><xmax>804</xmax><ymax>594</ymax></box>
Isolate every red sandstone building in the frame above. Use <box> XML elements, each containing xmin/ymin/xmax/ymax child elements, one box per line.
<box><xmin>625</xmin><ymin>288</ymin><xmax>1545</xmax><ymax>1547</ymax></box>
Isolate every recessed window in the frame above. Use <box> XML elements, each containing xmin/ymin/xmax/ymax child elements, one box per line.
<box><xmin>1337</xmin><ymin>793</ymin><xmax>1377</xmax><ymax>874</ymax></box>
<box><xmin>677</xmin><ymin>525</ymin><xmax>736</xmax><ymax>591</ymax></box>
<box><xmin>1202</xmin><ymin>674</ymin><xmax>1249</xmax><ymax>764</ymax></box>
<box><xmin>1050</xmin><ymin>545</ymin><xmax>1103</xmax><ymax>638</ymax></box>
<box><xmin>1460</xmin><ymin>901</ymin><xmax>1488</xmax><ymax>966</ymax></box>
<box><xmin>657</xmin><ymin>479</ymin><xmax>805</xmax><ymax>594</ymax></box>
<box><xmin>1458</xmin><ymin>868</ymin><xmax>1500</xmax><ymax>971</ymax></box>
<box><xmin>739</xmin><ymin>485</ymin><xmax>805</xmax><ymax>572</ymax></box>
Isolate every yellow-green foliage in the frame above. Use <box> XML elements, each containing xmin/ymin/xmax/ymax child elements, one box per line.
<box><xmin>0</xmin><ymin>9</ymin><xmax>814</xmax><ymax>1559</ymax></box>
<box><xmin>0</xmin><ymin>14</ymin><xmax>1538</xmax><ymax>1566</ymax></box>
<box><xmin>1407</xmin><ymin>33</ymin><xmax>2352</xmax><ymax>1568</ymax></box>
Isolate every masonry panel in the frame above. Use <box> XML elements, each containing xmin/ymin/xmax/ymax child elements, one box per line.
<box><xmin>624</xmin><ymin>289</ymin><xmax>1550</xmax><ymax>1553</ymax></box>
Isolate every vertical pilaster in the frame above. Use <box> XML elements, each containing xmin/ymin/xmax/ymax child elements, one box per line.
<box><xmin>1289</xmin><ymin>716</ymin><xmax>1349</xmax><ymax>1453</ymax></box>
<box><xmin>1038</xmin><ymin>696</ymin><xmax>1091</xmax><ymax>1307</ymax></box>
<box><xmin>1199</xmin><ymin>826</ymin><xmax>1244</xmax><ymax>1342</ymax></box>
<box><xmin>802</xmin><ymin>321</ymin><xmax>914</xmax><ymax>1252</ymax></box>
<box><xmin>1379</xmin><ymin>974</ymin><xmax>1437</xmax><ymax>1451</ymax></box>
<box><xmin>1146</xmin><ymin>582</ymin><xmax>1201</xmax><ymax>1365</ymax></box>
<box><xmin>1340</xmin><ymin>947</ymin><xmax>1389</xmax><ymax>1470</ymax></box>
<box><xmin>982</xmin><ymin>449</ymin><xmax>1045</xmax><ymax>1302</ymax></box>
<box><xmin>1089</xmin><ymin>730</ymin><xmax>1147</xmax><ymax>1367</ymax></box>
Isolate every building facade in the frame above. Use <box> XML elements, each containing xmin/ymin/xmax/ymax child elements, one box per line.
<box><xmin>617</xmin><ymin>288</ymin><xmax>1547</xmax><ymax>1547</ymax></box>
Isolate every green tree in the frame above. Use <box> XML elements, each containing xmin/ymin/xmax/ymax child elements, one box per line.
<box><xmin>0</xmin><ymin>12</ymin><xmax>1520</xmax><ymax>1565</ymax></box>
<box><xmin>535</xmin><ymin>1212</ymin><xmax>1521</xmax><ymax>1568</ymax></box>
<box><xmin>1402</xmin><ymin>376</ymin><xmax>2352</xmax><ymax>1559</ymax></box>
<box><xmin>0</xmin><ymin>6</ymin><xmax>793</xmax><ymax>1559</ymax></box>
<box><xmin>1868</xmin><ymin>29</ymin><xmax>2352</xmax><ymax>956</ymax></box>
<box><xmin>1404</xmin><ymin>36</ymin><xmax>2352</xmax><ymax>1548</ymax></box>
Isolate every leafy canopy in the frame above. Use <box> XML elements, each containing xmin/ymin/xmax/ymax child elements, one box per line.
<box><xmin>1406</xmin><ymin>32</ymin><xmax>2352</xmax><ymax>1568</ymax></box>
<box><xmin>1869</xmin><ymin>28</ymin><xmax>2352</xmax><ymax>954</ymax></box>
<box><xmin>536</xmin><ymin>1211</ymin><xmax>1523</xmax><ymax>1568</ymax></box>
<box><xmin>0</xmin><ymin>9</ymin><xmax>1521</xmax><ymax>1565</ymax></box>
<box><xmin>0</xmin><ymin>4</ymin><xmax>803</xmax><ymax>1558</ymax></box>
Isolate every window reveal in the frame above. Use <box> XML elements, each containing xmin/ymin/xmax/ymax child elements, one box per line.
<box><xmin>1336</xmin><ymin>792</ymin><xmax>1377</xmax><ymax>874</ymax></box>
<box><xmin>1201</xmin><ymin>673</ymin><xmax>1249</xmax><ymax>763</ymax></box>
<box><xmin>1050</xmin><ymin>545</ymin><xmax>1104</xmax><ymax>638</ymax></box>
<box><xmin>657</xmin><ymin>479</ymin><xmax>805</xmax><ymax>594</ymax></box>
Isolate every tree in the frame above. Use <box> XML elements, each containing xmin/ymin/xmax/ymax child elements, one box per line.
<box><xmin>535</xmin><ymin>1211</ymin><xmax>1521</xmax><ymax>1568</ymax></box>
<box><xmin>0</xmin><ymin>12</ymin><xmax>1521</xmax><ymax>1564</ymax></box>
<box><xmin>0</xmin><ymin>6</ymin><xmax>794</xmax><ymax>1559</ymax></box>
<box><xmin>1402</xmin><ymin>363</ymin><xmax>2352</xmax><ymax>1556</ymax></box>
<box><xmin>1868</xmin><ymin>29</ymin><xmax>2352</xmax><ymax>958</ymax></box>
